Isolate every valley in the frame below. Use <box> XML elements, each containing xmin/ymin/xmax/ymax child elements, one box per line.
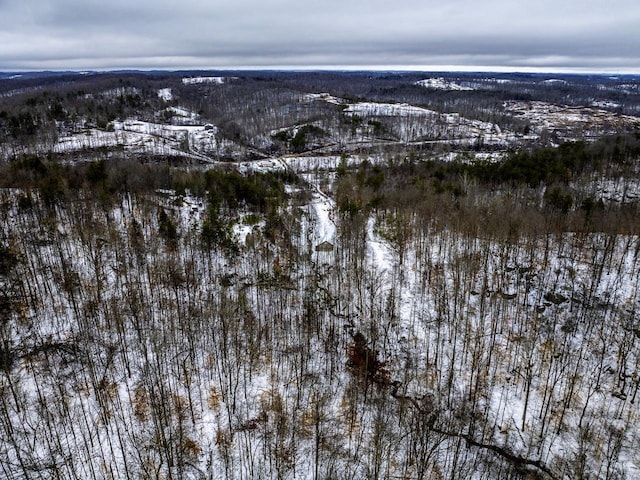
<box><xmin>0</xmin><ymin>71</ymin><xmax>639</xmax><ymax>479</ymax></box>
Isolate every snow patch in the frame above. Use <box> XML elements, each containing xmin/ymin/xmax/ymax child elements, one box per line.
<box><xmin>416</xmin><ymin>78</ymin><xmax>474</xmax><ymax>91</ymax></box>
<box><xmin>157</xmin><ymin>88</ymin><xmax>173</xmax><ymax>101</ymax></box>
<box><xmin>308</xmin><ymin>188</ymin><xmax>336</xmax><ymax>244</ymax></box>
<box><xmin>303</xmin><ymin>92</ymin><xmax>344</xmax><ymax>104</ymax></box>
<box><xmin>344</xmin><ymin>102</ymin><xmax>439</xmax><ymax>117</ymax></box>
<box><xmin>182</xmin><ymin>76</ymin><xmax>236</xmax><ymax>85</ymax></box>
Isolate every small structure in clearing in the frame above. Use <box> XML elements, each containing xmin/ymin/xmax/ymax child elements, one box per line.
<box><xmin>315</xmin><ymin>241</ymin><xmax>334</xmax><ymax>252</ymax></box>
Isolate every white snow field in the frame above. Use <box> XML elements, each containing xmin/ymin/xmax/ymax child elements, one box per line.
<box><xmin>52</xmin><ymin>118</ymin><xmax>220</xmax><ymax>160</ymax></box>
<box><xmin>416</xmin><ymin>77</ymin><xmax>475</xmax><ymax>91</ymax></box>
<box><xmin>182</xmin><ymin>76</ymin><xmax>237</xmax><ymax>85</ymax></box>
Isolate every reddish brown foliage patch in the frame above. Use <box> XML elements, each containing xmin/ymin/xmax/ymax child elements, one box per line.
<box><xmin>347</xmin><ymin>331</ymin><xmax>391</xmax><ymax>386</ymax></box>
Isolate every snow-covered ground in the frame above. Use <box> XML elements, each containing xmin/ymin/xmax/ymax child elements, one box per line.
<box><xmin>305</xmin><ymin>178</ymin><xmax>337</xmax><ymax>246</ymax></box>
<box><xmin>591</xmin><ymin>100</ymin><xmax>621</xmax><ymax>109</ymax></box>
<box><xmin>505</xmin><ymin>100</ymin><xmax>640</xmax><ymax>138</ymax></box>
<box><xmin>305</xmin><ymin>96</ymin><xmax>513</xmax><ymax>144</ymax></box>
<box><xmin>157</xmin><ymin>88</ymin><xmax>173</xmax><ymax>101</ymax></box>
<box><xmin>582</xmin><ymin>176</ymin><xmax>640</xmax><ymax>203</ymax></box>
<box><xmin>1</xmin><ymin>173</ymin><xmax>639</xmax><ymax>479</ymax></box>
<box><xmin>416</xmin><ymin>77</ymin><xmax>475</xmax><ymax>91</ymax></box>
<box><xmin>182</xmin><ymin>76</ymin><xmax>237</xmax><ymax>85</ymax></box>
<box><xmin>51</xmin><ymin>117</ymin><xmax>219</xmax><ymax>160</ymax></box>
<box><xmin>3</xmin><ymin>71</ymin><xmax>640</xmax><ymax>478</ymax></box>
<box><xmin>88</xmin><ymin>86</ymin><xmax>141</xmax><ymax>99</ymax></box>
<box><xmin>344</xmin><ymin>102</ymin><xmax>439</xmax><ymax>117</ymax></box>
<box><xmin>302</xmin><ymin>92</ymin><xmax>344</xmax><ymax>105</ymax></box>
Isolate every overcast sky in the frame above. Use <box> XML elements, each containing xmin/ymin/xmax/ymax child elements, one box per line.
<box><xmin>1</xmin><ymin>0</ymin><xmax>639</xmax><ymax>73</ymax></box>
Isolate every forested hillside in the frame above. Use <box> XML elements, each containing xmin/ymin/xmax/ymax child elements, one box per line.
<box><xmin>0</xmin><ymin>71</ymin><xmax>639</xmax><ymax>479</ymax></box>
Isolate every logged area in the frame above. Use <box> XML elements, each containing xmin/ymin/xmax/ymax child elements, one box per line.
<box><xmin>0</xmin><ymin>71</ymin><xmax>639</xmax><ymax>479</ymax></box>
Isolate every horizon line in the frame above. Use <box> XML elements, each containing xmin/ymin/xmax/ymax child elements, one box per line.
<box><xmin>2</xmin><ymin>64</ymin><xmax>640</xmax><ymax>76</ymax></box>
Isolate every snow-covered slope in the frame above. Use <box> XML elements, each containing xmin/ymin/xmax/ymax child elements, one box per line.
<box><xmin>1</xmin><ymin>167</ymin><xmax>638</xmax><ymax>479</ymax></box>
<box><xmin>51</xmin><ymin>118</ymin><xmax>220</xmax><ymax>160</ymax></box>
<box><xmin>416</xmin><ymin>77</ymin><xmax>475</xmax><ymax>91</ymax></box>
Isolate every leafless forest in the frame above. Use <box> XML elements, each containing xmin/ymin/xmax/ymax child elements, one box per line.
<box><xmin>0</xmin><ymin>71</ymin><xmax>639</xmax><ymax>479</ymax></box>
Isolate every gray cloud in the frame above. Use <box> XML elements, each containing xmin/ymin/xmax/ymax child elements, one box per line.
<box><xmin>1</xmin><ymin>0</ymin><xmax>639</xmax><ymax>72</ymax></box>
